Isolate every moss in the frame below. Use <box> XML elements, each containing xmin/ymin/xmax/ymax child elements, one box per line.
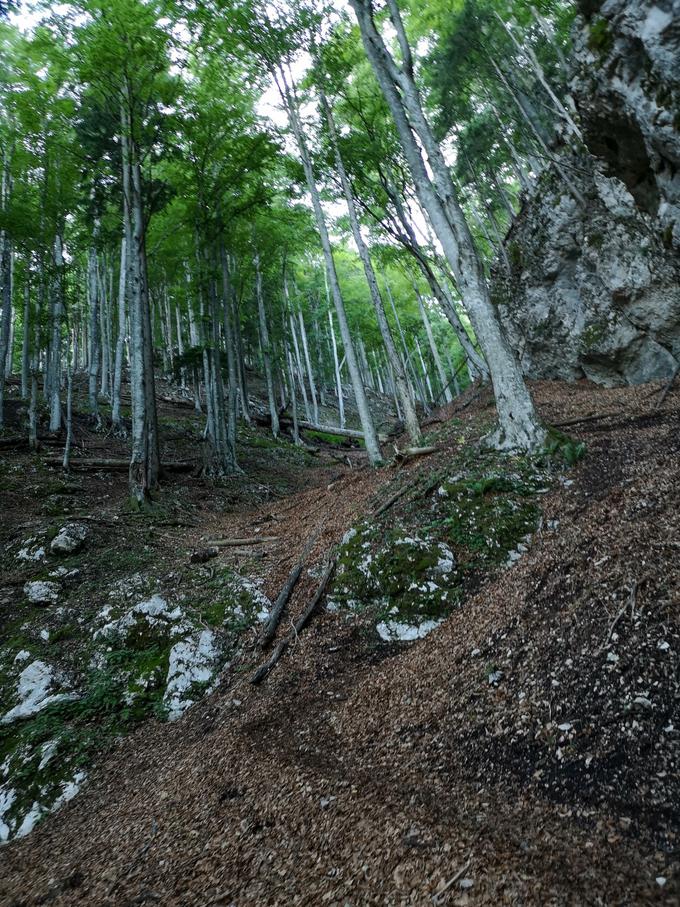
<box><xmin>587</xmin><ymin>17</ymin><xmax>613</xmax><ymax>57</ymax></box>
<box><xmin>334</xmin><ymin>523</ymin><xmax>461</xmax><ymax>627</ymax></box>
<box><xmin>507</xmin><ymin>241</ymin><xmax>524</xmax><ymax>270</ymax></box>
<box><xmin>189</xmin><ymin>567</ymin><xmax>266</xmax><ymax>633</ymax></box>
<box><xmin>581</xmin><ymin>321</ymin><xmax>607</xmax><ymax>350</ymax></box>
<box><xmin>429</xmin><ymin>473</ymin><xmax>540</xmax><ymax>569</ymax></box>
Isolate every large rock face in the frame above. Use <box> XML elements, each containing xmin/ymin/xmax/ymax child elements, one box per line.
<box><xmin>496</xmin><ymin>158</ymin><xmax>680</xmax><ymax>385</ymax></box>
<box><xmin>574</xmin><ymin>0</ymin><xmax>680</xmax><ymax>245</ymax></box>
<box><xmin>497</xmin><ymin>0</ymin><xmax>680</xmax><ymax>386</ymax></box>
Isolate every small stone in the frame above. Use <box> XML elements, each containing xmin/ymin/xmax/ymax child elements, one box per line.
<box><xmin>656</xmin><ymin>877</ymin><xmax>667</xmax><ymax>887</ymax></box>
<box><xmin>558</xmin><ymin>722</ymin><xmax>573</xmax><ymax>732</ymax></box>
<box><xmin>459</xmin><ymin>878</ymin><xmax>474</xmax><ymax>890</ymax></box>
<box><xmin>24</xmin><ymin>581</ymin><xmax>59</xmax><ymax>606</ymax></box>
<box><xmin>633</xmin><ymin>696</ymin><xmax>652</xmax><ymax>710</ymax></box>
<box><xmin>50</xmin><ymin>524</ymin><xmax>88</xmax><ymax>556</ymax></box>
<box><xmin>488</xmin><ymin>670</ymin><xmax>503</xmax><ymax>685</ymax></box>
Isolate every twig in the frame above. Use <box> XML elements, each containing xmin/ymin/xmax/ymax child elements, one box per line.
<box><xmin>432</xmin><ymin>857</ymin><xmax>472</xmax><ymax>904</ymax></box>
<box><xmin>596</xmin><ymin>584</ymin><xmax>637</xmax><ymax>655</ymax></box>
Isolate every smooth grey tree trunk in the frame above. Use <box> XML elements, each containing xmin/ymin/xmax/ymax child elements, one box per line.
<box><xmin>87</xmin><ymin>238</ymin><xmax>101</xmax><ymax>425</ymax></box>
<box><xmin>254</xmin><ymin>250</ymin><xmax>279</xmax><ymax>438</ymax></box>
<box><xmin>20</xmin><ymin>279</ymin><xmax>30</xmax><ymax>399</ymax></box>
<box><xmin>48</xmin><ymin>232</ymin><xmax>64</xmax><ymax>433</ymax></box>
<box><xmin>417</xmin><ymin>290</ymin><xmax>453</xmax><ymax>404</ymax></box>
<box><xmin>350</xmin><ymin>0</ymin><xmax>545</xmax><ymax>451</ymax></box>
<box><xmin>112</xmin><ymin>236</ymin><xmax>127</xmax><ymax>432</ymax></box>
<box><xmin>320</xmin><ymin>88</ymin><xmax>421</xmax><ymax>445</ymax></box>
<box><xmin>298</xmin><ymin>309</ymin><xmax>319</xmax><ymax>423</ymax></box>
<box><xmin>328</xmin><ymin>309</ymin><xmax>345</xmax><ymax>429</ymax></box>
<box><xmin>274</xmin><ymin>64</ymin><xmax>382</xmax><ymax>464</ymax></box>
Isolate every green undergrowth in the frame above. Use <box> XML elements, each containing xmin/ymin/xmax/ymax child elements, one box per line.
<box><xmin>331</xmin><ymin>436</ymin><xmax>581</xmax><ymax>638</ymax></box>
<box><xmin>0</xmin><ymin>556</ymin><xmax>269</xmax><ymax>840</ymax></box>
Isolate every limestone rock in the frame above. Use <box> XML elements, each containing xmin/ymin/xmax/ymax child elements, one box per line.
<box><xmin>495</xmin><ymin>0</ymin><xmax>680</xmax><ymax>386</ymax></box>
<box><xmin>23</xmin><ymin>581</ymin><xmax>60</xmax><ymax>606</ymax></box>
<box><xmin>1</xmin><ymin>661</ymin><xmax>77</xmax><ymax>725</ymax></box>
<box><xmin>50</xmin><ymin>523</ymin><xmax>88</xmax><ymax>556</ymax></box>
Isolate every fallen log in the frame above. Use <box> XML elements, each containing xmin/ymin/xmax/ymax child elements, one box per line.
<box><xmin>258</xmin><ymin>524</ymin><xmax>322</xmax><ymax>649</ymax></box>
<box><xmin>251</xmin><ymin>557</ymin><xmax>336</xmax><ymax>684</ymax></box>
<box><xmin>392</xmin><ymin>445</ymin><xmax>438</xmax><ymax>465</ymax></box>
<box><xmin>42</xmin><ymin>457</ymin><xmax>195</xmax><ymax>472</ymax></box>
<box><xmin>206</xmin><ymin>536</ymin><xmax>278</xmax><ymax>547</ymax></box>
<box><xmin>298</xmin><ymin>420</ymin><xmax>388</xmax><ymax>443</ymax></box>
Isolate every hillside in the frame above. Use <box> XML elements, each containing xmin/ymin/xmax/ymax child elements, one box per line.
<box><xmin>1</xmin><ymin>376</ymin><xmax>678</xmax><ymax>905</ymax></box>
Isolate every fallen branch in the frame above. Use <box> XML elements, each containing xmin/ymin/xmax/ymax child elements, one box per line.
<box><xmin>251</xmin><ymin>557</ymin><xmax>336</xmax><ymax>684</ymax></box>
<box><xmin>258</xmin><ymin>524</ymin><xmax>323</xmax><ymax>649</ymax></box>
<box><xmin>373</xmin><ymin>483</ymin><xmax>411</xmax><ymax>517</ymax></box>
<box><xmin>431</xmin><ymin>857</ymin><xmax>472</xmax><ymax>905</ymax></box>
<box><xmin>655</xmin><ymin>364</ymin><xmax>680</xmax><ymax>411</ymax></box>
<box><xmin>41</xmin><ymin>457</ymin><xmax>195</xmax><ymax>472</ymax></box>
<box><xmin>206</xmin><ymin>536</ymin><xmax>278</xmax><ymax>547</ymax></box>
<box><xmin>596</xmin><ymin>583</ymin><xmax>637</xmax><ymax>655</ymax></box>
<box><xmin>552</xmin><ymin>412</ymin><xmax>621</xmax><ymax>429</ymax></box>
<box><xmin>392</xmin><ymin>445</ymin><xmax>438</xmax><ymax>465</ymax></box>
<box><xmin>298</xmin><ymin>420</ymin><xmax>388</xmax><ymax>443</ymax></box>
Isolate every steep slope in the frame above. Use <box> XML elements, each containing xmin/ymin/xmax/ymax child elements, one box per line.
<box><xmin>0</xmin><ymin>379</ymin><xmax>678</xmax><ymax>905</ymax></box>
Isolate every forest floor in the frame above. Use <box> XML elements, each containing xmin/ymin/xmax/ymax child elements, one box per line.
<box><xmin>0</xmin><ymin>376</ymin><xmax>679</xmax><ymax>905</ymax></box>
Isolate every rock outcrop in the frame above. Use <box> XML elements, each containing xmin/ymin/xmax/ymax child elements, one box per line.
<box><xmin>496</xmin><ymin>0</ymin><xmax>680</xmax><ymax>386</ymax></box>
<box><xmin>574</xmin><ymin>0</ymin><xmax>680</xmax><ymax>246</ymax></box>
<box><xmin>496</xmin><ymin>156</ymin><xmax>680</xmax><ymax>384</ymax></box>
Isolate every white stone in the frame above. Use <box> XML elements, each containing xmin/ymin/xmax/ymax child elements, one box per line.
<box><xmin>50</xmin><ymin>524</ymin><xmax>87</xmax><ymax>556</ymax></box>
<box><xmin>376</xmin><ymin>618</ymin><xmax>443</xmax><ymax>643</ymax></box>
<box><xmin>1</xmin><ymin>661</ymin><xmax>77</xmax><ymax>725</ymax></box>
<box><xmin>163</xmin><ymin>629</ymin><xmax>219</xmax><ymax>720</ymax></box>
<box><xmin>24</xmin><ymin>581</ymin><xmax>59</xmax><ymax>606</ymax></box>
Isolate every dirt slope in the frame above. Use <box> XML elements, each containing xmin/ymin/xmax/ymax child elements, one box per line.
<box><xmin>1</xmin><ymin>379</ymin><xmax>679</xmax><ymax>906</ymax></box>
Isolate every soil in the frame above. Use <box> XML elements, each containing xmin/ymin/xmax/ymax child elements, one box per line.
<box><xmin>0</xmin><ymin>377</ymin><xmax>679</xmax><ymax>906</ymax></box>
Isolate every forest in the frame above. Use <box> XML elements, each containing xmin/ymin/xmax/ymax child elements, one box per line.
<box><xmin>0</xmin><ymin>0</ymin><xmax>679</xmax><ymax>902</ymax></box>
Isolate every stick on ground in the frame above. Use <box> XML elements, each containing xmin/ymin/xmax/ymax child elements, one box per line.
<box><xmin>251</xmin><ymin>557</ymin><xmax>336</xmax><ymax>684</ymax></box>
<box><xmin>258</xmin><ymin>524</ymin><xmax>323</xmax><ymax>649</ymax></box>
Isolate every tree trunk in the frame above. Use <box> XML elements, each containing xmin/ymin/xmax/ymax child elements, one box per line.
<box><xmin>350</xmin><ymin>0</ymin><xmax>545</xmax><ymax>451</ymax></box>
<box><xmin>87</xmin><ymin>238</ymin><xmax>101</xmax><ymax>425</ymax></box>
<box><xmin>328</xmin><ymin>308</ymin><xmax>345</xmax><ymax>429</ymax></box>
<box><xmin>254</xmin><ymin>249</ymin><xmax>279</xmax><ymax>438</ymax></box>
<box><xmin>416</xmin><ymin>290</ymin><xmax>452</xmax><ymax>404</ymax></box>
<box><xmin>274</xmin><ymin>64</ymin><xmax>382</xmax><ymax>464</ymax></box>
<box><xmin>112</xmin><ymin>236</ymin><xmax>127</xmax><ymax>432</ymax></box>
<box><xmin>320</xmin><ymin>88</ymin><xmax>421</xmax><ymax>445</ymax></box>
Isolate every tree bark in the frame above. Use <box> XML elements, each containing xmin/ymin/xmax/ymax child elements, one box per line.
<box><xmin>349</xmin><ymin>0</ymin><xmax>545</xmax><ymax>451</ymax></box>
<box><xmin>274</xmin><ymin>64</ymin><xmax>382</xmax><ymax>464</ymax></box>
<box><xmin>319</xmin><ymin>87</ymin><xmax>421</xmax><ymax>445</ymax></box>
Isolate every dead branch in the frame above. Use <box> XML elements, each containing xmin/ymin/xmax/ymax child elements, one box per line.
<box><xmin>206</xmin><ymin>536</ymin><xmax>278</xmax><ymax>547</ymax></box>
<box><xmin>258</xmin><ymin>524</ymin><xmax>323</xmax><ymax>649</ymax></box>
<box><xmin>392</xmin><ymin>445</ymin><xmax>438</xmax><ymax>465</ymax></box>
<box><xmin>251</xmin><ymin>557</ymin><xmax>336</xmax><ymax>684</ymax></box>
<box><xmin>373</xmin><ymin>483</ymin><xmax>411</xmax><ymax>517</ymax></box>
<box><xmin>552</xmin><ymin>412</ymin><xmax>622</xmax><ymax>429</ymax></box>
<box><xmin>41</xmin><ymin>457</ymin><xmax>195</xmax><ymax>472</ymax></box>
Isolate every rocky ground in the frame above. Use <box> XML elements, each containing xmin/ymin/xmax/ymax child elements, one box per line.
<box><xmin>0</xmin><ymin>376</ymin><xmax>678</xmax><ymax>905</ymax></box>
